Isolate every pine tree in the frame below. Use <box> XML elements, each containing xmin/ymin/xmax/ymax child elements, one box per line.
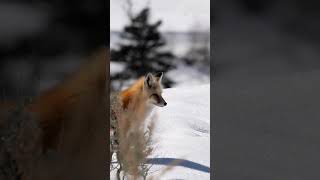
<box><xmin>111</xmin><ymin>8</ymin><xmax>175</xmax><ymax>90</ymax></box>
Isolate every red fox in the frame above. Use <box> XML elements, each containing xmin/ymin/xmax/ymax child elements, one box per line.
<box><xmin>111</xmin><ymin>72</ymin><xmax>167</xmax><ymax>128</ymax></box>
<box><xmin>110</xmin><ymin>72</ymin><xmax>167</xmax><ymax>163</ymax></box>
<box><xmin>121</xmin><ymin>72</ymin><xmax>167</xmax><ymax>111</ymax></box>
<box><xmin>0</xmin><ymin>47</ymin><xmax>108</xmax><ymax>180</ymax></box>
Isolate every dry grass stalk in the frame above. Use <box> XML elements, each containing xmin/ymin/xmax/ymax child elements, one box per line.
<box><xmin>110</xmin><ymin>91</ymin><xmax>159</xmax><ymax>180</ymax></box>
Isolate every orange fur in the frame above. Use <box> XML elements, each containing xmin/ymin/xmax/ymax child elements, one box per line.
<box><xmin>120</xmin><ymin>77</ymin><xmax>145</xmax><ymax>109</ymax></box>
<box><xmin>118</xmin><ymin>73</ymin><xmax>165</xmax><ymax>122</ymax></box>
<box><xmin>112</xmin><ymin>77</ymin><xmax>148</xmax><ymax>142</ymax></box>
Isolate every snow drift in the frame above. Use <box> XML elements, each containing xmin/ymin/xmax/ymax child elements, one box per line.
<box><xmin>110</xmin><ymin>84</ymin><xmax>210</xmax><ymax>179</ymax></box>
<box><xmin>146</xmin><ymin>84</ymin><xmax>210</xmax><ymax>179</ymax></box>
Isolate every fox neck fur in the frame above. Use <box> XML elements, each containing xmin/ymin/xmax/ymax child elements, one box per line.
<box><xmin>120</xmin><ymin>77</ymin><xmax>154</xmax><ymax>120</ymax></box>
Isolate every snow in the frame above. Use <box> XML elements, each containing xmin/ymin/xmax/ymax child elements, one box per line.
<box><xmin>147</xmin><ymin>84</ymin><xmax>210</xmax><ymax>179</ymax></box>
<box><xmin>167</xmin><ymin>63</ymin><xmax>210</xmax><ymax>88</ymax></box>
<box><xmin>110</xmin><ymin>84</ymin><xmax>210</xmax><ymax>179</ymax></box>
<box><xmin>110</xmin><ymin>13</ymin><xmax>210</xmax><ymax>178</ymax></box>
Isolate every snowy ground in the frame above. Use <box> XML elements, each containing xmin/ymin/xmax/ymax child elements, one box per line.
<box><xmin>110</xmin><ymin>30</ymin><xmax>210</xmax><ymax>179</ymax></box>
<box><xmin>148</xmin><ymin>84</ymin><xmax>210</xmax><ymax>179</ymax></box>
<box><xmin>110</xmin><ymin>84</ymin><xmax>210</xmax><ymax>179</ymax></box>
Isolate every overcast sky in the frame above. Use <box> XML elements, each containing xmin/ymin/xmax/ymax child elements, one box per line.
<box><xmin>110</xmin><ymin>0</ymin><xmax>210</xmax><ymax>32</ymax></box>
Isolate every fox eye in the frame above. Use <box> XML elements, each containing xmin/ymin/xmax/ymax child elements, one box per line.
<box><xmin>151</xmin><ymin>94</ymin><xmax>158</xmax><ymax>98</ymax></box>
<box><xmin>151</xmin><ymin>94</ymin><xmax>159</xmax><ymax>101</ymax></box>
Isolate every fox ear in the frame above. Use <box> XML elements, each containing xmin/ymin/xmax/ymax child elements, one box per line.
<box><xmin>154</xmin><ymin>72</ymin><xmax>163</xmax><ymax>82</ymax></box>
<box><xmin>144</xmin><ymin>73</ymin><xmax>154</xmax><ymax>88</ymax></box>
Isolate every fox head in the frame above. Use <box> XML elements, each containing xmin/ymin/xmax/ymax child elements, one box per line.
<box><xmin>144</xmin><ymin>72</ymin><xmax>167</xmax><ymax>107</ymax></box>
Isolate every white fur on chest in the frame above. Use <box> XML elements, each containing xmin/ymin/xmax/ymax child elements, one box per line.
<box><xmin>144</xmin><ymin>103</ymin><xmax>155</xmax><ymax>119</ymax></box>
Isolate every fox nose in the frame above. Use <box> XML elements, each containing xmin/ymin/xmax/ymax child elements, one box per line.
<box><xmin>164</xmin><ymin>102</ymin><xmax>167</xmax><ymax>106</ymax></box>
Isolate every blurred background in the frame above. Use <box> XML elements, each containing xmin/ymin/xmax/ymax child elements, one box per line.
<box><xmin>214</xmin><ymin>0</ymin><xmax>320</xmax><ymax>179</ymax></box>
<box><xmin>110</xmin><ymin>0</ymin><xmax>210</xmax><ymax>91</ymax></box>
<box><xmin>0</xmin><ymin>0</ymin><xmax>107</xmax><ymax>101</ymax></box>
